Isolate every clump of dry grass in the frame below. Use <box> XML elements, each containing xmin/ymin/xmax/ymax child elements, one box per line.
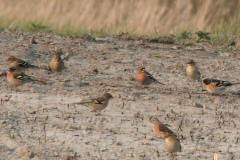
<box><xmin>0</xmin><ymin>0</ymin><xmax>240</xmax><ymax>37</ymax></box>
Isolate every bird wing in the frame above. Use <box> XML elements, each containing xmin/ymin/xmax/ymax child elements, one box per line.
<box><xmin>13</xmin><ymin>72</ymin><xmax>34</xmax><ymax>82</ymax></box>
<box><xmin>158</xmin><ymin>123</ymin><xmax>173</xmax><ymax>133</ymax></box>
<box><xmin>17</xmin><ymin>59</ymin><xmax>29</xmax><ymax>67</ymax></box>
<box><xmin>214</xmin><ymin>80</ymin><xmax>232</xmax><ymax>88</ymax></box>
<box><xmin>91</xmin><ymin>97</ymin><xmax>105</xmax><ymax>104</ymax></box>
<box><xmin>76</xmin><ymin>97</ymin><xmax>105</xmax><ymax>105</ymax></box>
<box><xmin>145</xmin><ymin>71</ymin><xmax>158</xmax><ymax>82</ymax></box>
<box><xmin>18</xmin><ymin>59</ymin><xmax>38</xmax><ymax>68</ymax></box>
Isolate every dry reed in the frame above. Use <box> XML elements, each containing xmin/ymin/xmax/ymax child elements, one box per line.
<box><xmin>0</xmin><ymin>0</ymin><xmax>239</xmax><ymax>35</ymax></box>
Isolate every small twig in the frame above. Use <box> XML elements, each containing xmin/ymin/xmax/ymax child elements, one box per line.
<box><xmin>177</xmin><ymin>116</ymin><xmax>184</xmax><ymax>133</ymax></box>
<box><xmin>187</xmin><ymin>92</ymin><xmax>191</xmax><ymax>99</ymax></box>
<box><xmin>228</xmin><ymin>105</ymin><xmax>236</xmax><ymax>121</ymax></box>
<box><xmin>121</xmin><ymin>101</ymin><xmax>125</xmax><ymax>109</ymax></box>
<box><xmin>8</xmin><ymin>20</ymin><xmax>16</xmax><ymax>29</ymax></box>
<box><xmin>6</xmin><ymin>95</ymin><xmax>12</xmax><ymax>102</ymax></box>
<box><xmin>72</xmin><ymin>116</ymin><xmax>75</xmax><ymax>123</ymax></box>
<box><xmin>231</xmin><ymin>120</ymin><xmax>236</xmax><ymax>128</ymax></box>
<box><xmin>177</xmin><ymin>119</ymin><xmax>183</xmax><ymax>132</ymax></box>
<box><xmin>154</xmin><ymin>26</ymin><xmax>159</xmax><ymax>36</ymax></box>
<box><xmin>73</xmin><ymin>152</ymin><xmax>77</xmax><ymax>160</ymax></box>
<box><xmin>44</xmin><ymin>122</ymin><xmax>46</xmax><ymax>143</ymax></box>
<box><xmin>34</xmin><ymin>116</ymin><xmax>37</xmax><ymax>122</ymax></box>
<box><xmin>24</xmin><ymin>113</ymin><xmax>29</xmax><ymax>123</ymax></box>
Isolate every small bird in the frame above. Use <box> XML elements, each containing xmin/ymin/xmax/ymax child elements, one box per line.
<box><xmin>151</xmin><ymin>118</ymin><xmax>175</xmax><ymax>138</ymax></box>
<box><xmin>7</xmin><ymin>67</ymin><xmax>36</xmax><ymax>87</ymax></box>
<box><xmin>50</xmin><ymin>48</ymin><xmax>66</xmax><ymax>73</ymax></box>
<box><xmin>202</xmin><ymin>78</ymin><xmax>240</xmax><ymax>95</ymax></box>
<box><xmin>186</xmin><ymin>59</ymin><xmax>201</xmax><ymax>81</ymax></box>
<box><xmin>74</xmin><ymin>93</ymin><xmax>113</xmax><ymax>115</ymax></box>
<box><xmin>136</xmin><ymin>67</ymin><xmax>164</xmax><ymax>85</ymax></box>
<box><xmin>6</xmin><ymin>56</ymin><xmax>39</xmax><ymax>71</ymax></box>
<box><xmin>164</xmin><ymin>132</ymin><xmax>182</xmax><ymax>153</ymax></box>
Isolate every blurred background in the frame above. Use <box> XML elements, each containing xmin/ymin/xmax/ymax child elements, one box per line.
<box><xmin>0</xmin><ymin>0</ymin><xmax>239</xmax><ymax>36</ymax></box>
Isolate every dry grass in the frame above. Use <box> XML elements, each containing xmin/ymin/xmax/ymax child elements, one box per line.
<box><xmin>1</xmin><ymin>0</ymin><xmax>240</xmax><ymax>36</ymax></box>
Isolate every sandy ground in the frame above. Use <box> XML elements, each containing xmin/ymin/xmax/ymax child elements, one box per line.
<box><xmin>0</xmin><ymin>31</ymin><xmax>240</xmax><ymax>160</ymax></box>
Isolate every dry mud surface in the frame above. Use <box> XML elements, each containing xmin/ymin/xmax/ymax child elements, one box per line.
<box><xmin>0</xmin><ymin>32</ymin><xmax>240</xmax><ymax>160</ymax></box>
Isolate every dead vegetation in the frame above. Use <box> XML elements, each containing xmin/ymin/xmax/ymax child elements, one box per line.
<box><xmin>0</xmin><ymin>0</ymin><xmax>239</xmax><ymax>35</ymax></box>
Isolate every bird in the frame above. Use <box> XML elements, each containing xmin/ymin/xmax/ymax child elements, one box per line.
<box><xmin>186</xmin><ymin>59</ymin><xmax>201</xmax><ymax>81</ymax></box>
<box><xmin>6</xmin><ymin>56</ymin><xmax>39</xmax><ymax>71</ymax></box>
<box><xmin>202</xmin><ymin>78</ymin><xmax>240</xmax><ymax>95</ymax></box>
<box><xmin>50</xmin><ymin>48</ymin><xmax>66</xmax><ymax>73</ymax></box>
<box><xmin>73</xmin><ymin>93</ymin><xmax>113</xmax><ymax>115</ymax></box>
<box><xmin>151</xmin><ymin>118</ymin><xmax>175</xmax><ymax>138</ymax></box>
<box><xmin>164</xmin><ymin>132</ymin><xmax>182</xmax><ymax>153</ymax></box>
<box><xmin>7</xmin><ymin>67</ymin><xmax>37</xmax><ymax>87</ymax></box>
<box><xmin>136</xmin><ymin>67</ymin><xmax>164</xmax><ymax>85</ymax></box>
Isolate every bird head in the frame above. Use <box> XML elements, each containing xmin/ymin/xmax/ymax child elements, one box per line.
<box><xmin>102</xmin><ymin>93</ymin><xmax>113</xmax><ymax>99</ymax></box>
<box><xmin>187</xmin><ymin>59</ymin><xmax>196</xmax><ymax>65</ymax></box>
<box><xmin>138</xmin><ymin>67</ymin><xmax>146</xmax><ymax>73</ymax></box>
<box><xmin>8</xmin><ymin>66</ymin><xmax>17</xmax><ymax>72</ymax></box>
<box><xmin>151</xmin><ymin>118</ymin><xmax>161</xmax><ymax>125</ymax></box>
<box><xmin>7</xmin><ymin>56</ymin><xmax>18</xmax><ymax>63</ymax></box>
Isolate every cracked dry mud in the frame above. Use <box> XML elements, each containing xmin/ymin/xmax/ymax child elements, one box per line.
<box><xmin>0</xmin><ymin>31</ymin><xmax>240</xmax><ymax>159</ymax></box>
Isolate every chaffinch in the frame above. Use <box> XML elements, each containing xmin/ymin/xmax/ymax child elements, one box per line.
<box><xmin>186</xmin><ymin>59</ymin><xmax>201</xmax><ymax>81</ymax></box>
<box><xmin>74</xmin><ymin>93</ymin><xmax>113</xmax><ymax>115</ymax></box>
<box><xmin>136</xmin><ymin>67</ymin><xmax>165</xmax><ymax>85</ymax></box>
<box><xmin>6</xmin><ymin>56</ymin><xmax>39</xmax><ymax>71</ymax></box>
<box><xmin>164</xmin><ymin>132</ymin><xmax>182</xmax><ymax>153</ymax></box>
<box><xmin>7</xmin><ymin>67</ymin><xmax>36</xmax><ymax>87</ymax></box>
<box><xmin>151</xmin><ymin>118</ymin><xmax>176</xmax><ymax>138</ymax></box>
<box><xmin>202</xmin><ymin>78</ymin><xmax>239</xmax><ymax>94</ymax></box>
<box><xmin>50</xmin><ymin>48</ymin><xmax>66</xmax><ymax>73</ymax></box>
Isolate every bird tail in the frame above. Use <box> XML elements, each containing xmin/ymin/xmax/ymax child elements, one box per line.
<box><xmin>73</xmin><ymin>100</ymin><xmax>92</xmax><ymax>105</ymax></box>
<box><xmin>28</xmin><ymin>64</ymin><xmax>39</xmax><ymax>68</ymax></box>
<box><xmin>156</xmin><ymin>81</ymin><xmax>165</xmax><ymax>85</ymax></box>
<box><xmin>232</xmin><ymin>82</ymin><xmax>240</xmax><ymax>85</ymax></box>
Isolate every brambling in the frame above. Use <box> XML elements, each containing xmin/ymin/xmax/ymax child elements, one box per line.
<box><xmin>186</xmin><ymin>59</ymin><xmax>201</xmax><ymax>81</ymax></box>
<box><xmin>7</xmin><ymin>67</ymin><xmax>36</xmax><ymax>87</ymax></box>
<box><xmin>164</xmin><ymin>132</ymin><xmax>182</xmax><ymax>153</ymax></box>
<box><xmin>50</xmin><ymin>48</ymin><xmax>66</xmax><ymax>73</ymax></box>
<box><xmin>74</xmin><ymin>93</ymin><xmax>113</xmax><ymax>115</ymax></box>
<box><xmin>202</xmin><ymin>78</ymin><xmax>239</xmax><ymax>94</ymax></box>
<box><xmin>136</xmin><ymin>67</ymin><xmax>165</xmax><ymax>85</ymax></box>
<box><xmin>6</xmin><ymin>56</ymin><xmax>39</xmax><ymax>71</ymax></box>
<box><xmin>151</xmin><ymin>118</ymin><xmax>175</xmax><ymax>138</ymax></box>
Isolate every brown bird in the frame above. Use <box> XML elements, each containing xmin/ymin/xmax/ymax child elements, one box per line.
<box><xmin>151</xmin><ymin>118</ymin><xmax>175</xmax><ymax>138</ymax></box>
<box><xmin>136</xmin><ymin>67</ymin><xmax>164</xmax><ymax>85</ymax></box>
<box><xmin>7</xmin><ymin>67</ymin><xmax>36</xmax><ymax>87</ymax></box>
<box><xmin>186</xmin><ymin>59</ymin><xmax>201</xmax><ymax>81</ymax></box>
<box><xmin>202</xmin><ymin>78</ymin><xmax>240</xmax><ymax>95</ymax></box>
<box><xmin>164</xmin><ymin>132</ymin><xmax>182</xmax><ymax>153</ymax></box>
<box><xmin>6</xmin><ymin>56</ymin><xmax>39</xmax><ymax>71</ymax></box>
<box><xmin>50</xmin><ymin>48</ymin><xmax>66</xmax><ymax>73</ymax></box>
<box><xmin>73</xmin><ymin>93</ymin><xmax>113</xmax><ymax>115</ymax></box>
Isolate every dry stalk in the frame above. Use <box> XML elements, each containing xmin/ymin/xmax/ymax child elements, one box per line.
<box><xmin>44</xmin><ymin>122</ymin><xmax>46</xmax><ymax>143</ymax></box>
<box><xmin>24</xmin><ymin>112</ymin><xmax>29</xmax><ymax>123</ymax></box>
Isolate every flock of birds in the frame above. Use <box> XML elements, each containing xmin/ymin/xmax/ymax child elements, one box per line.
<box><xmin>4</xmin><ymin>50</ymin><xmax>239</xmax><ymax>155</ymax></box>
